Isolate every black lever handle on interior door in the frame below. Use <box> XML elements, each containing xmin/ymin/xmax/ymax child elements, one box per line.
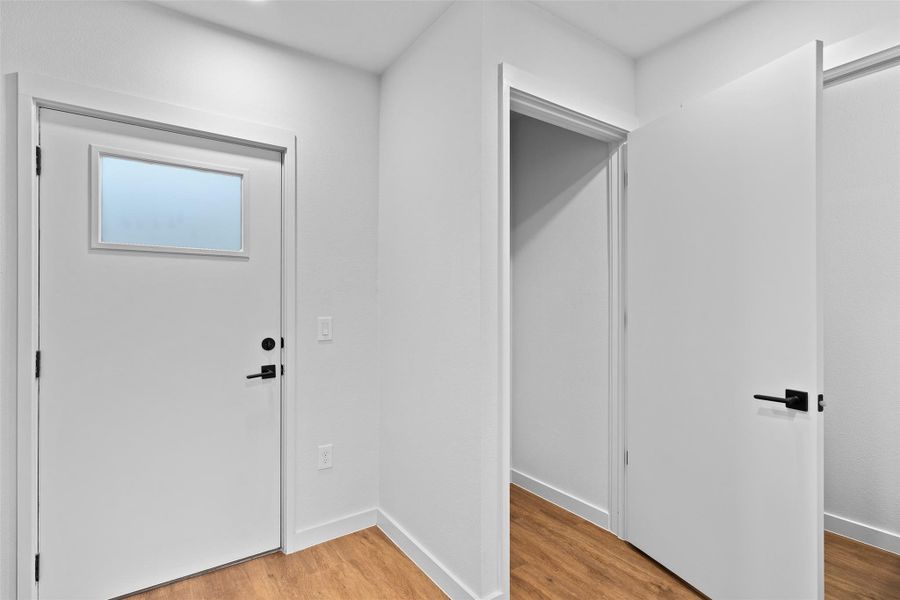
<box><xmin>753</xmin><ymin>389</ymin><xmax>808</xmax><ymax>412</ymax></box>
<box><xmin>246</xmin><ymin>364</ymin><xmax>277</xmax><ymax>380</ymax></box>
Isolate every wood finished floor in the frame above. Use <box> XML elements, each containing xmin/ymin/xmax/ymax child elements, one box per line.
<box><xmin>510</xmin><ymin>484</ymin><xmax>703</xmax><ymax>600</ymax></box>
<box><xmin>131</xmin><ymin>486</ymin><xmax>900</xmax><ymax>599</ymax></box>
<box><xmin>825</xmin><ymin>531</ymin><xmax>900</xmax><ymax>600</ymax></box>
<box><xmin>130</xmin><ymin>527</ymin><xmax>446</xmax><ymax>600</ymax></box>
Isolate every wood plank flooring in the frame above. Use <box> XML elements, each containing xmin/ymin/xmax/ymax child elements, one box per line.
<box><xmin>510</xmin><ymin>484</ymin><xmax>703</xmax><ymax>599</ymax></box>
<box><xmin>513</xmin><ymin>485</ymin><xmax>900</xmax><ymax>600</ymax></box>
<box><xmin>825</xmin><ymin>531</ymin><xmax>900</xmax><ymax>600</ymax></box>
<box><xmin>129</xmin><ymin>527</ymin><xmax>446</xmax><ymax>600</ymax></box>
<box><xmin>131</xmin><ymin>487</ymin><xmax>900</xmax><ymax>599</ymax></box>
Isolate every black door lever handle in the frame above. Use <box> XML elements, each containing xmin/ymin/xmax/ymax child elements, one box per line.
<box><xmin>754</xmin><ymin>389</ymin><xmax>808</xmax><ymax>412</ymax></box>
<box><xmin>247</xmin><ymin>364</ymin><xmax>277</xmax><ymax>380</ymax></box>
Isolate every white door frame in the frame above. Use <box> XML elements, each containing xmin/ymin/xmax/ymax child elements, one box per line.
<box><xmin>9</xmin><ymin>72</ymin><xmax>299</xmax><ymax>599</ymax></box>
<box><xmin>497</xmin><ymin>63</ymin><xmax>635</xmax><ymax>598</ymax></box>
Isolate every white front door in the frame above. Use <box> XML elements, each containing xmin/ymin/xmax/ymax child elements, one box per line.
<box><xmin>626</xmin><ymin>42</ymin><xmax>823</xmax><ymax>598</ymax></box>
<box><xmin>38</xmin><ymin>108</ymin><xmax>283</xmax><ymax>599</ymax></box>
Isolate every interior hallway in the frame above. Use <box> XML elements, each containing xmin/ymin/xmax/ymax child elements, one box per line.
<box><xmin>131</xmin><ymin>486</ymin><xmax>900</xmax><ymax>599</ymax></box>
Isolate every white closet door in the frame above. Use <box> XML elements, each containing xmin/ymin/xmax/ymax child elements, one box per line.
<box><xmin>627</xmin><ymin>42</ymin><xmax>823</xmax><ymax>599</ymax></box>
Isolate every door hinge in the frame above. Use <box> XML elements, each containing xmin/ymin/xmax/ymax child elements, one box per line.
<box><xmin>281</xmin><ymin>337</ymin><xmax>285</xmax><ymax>348</ymax></box>
<box><xmin>818</xmin><ymin>394</ymin><xmax>826</xmax><ymax>413</ymax></box>
<box><xmin>35</xmin><ymin>351</ymin><xmax>41</xmax><ymax>378</ymax></box>
<box><xmin>34</xmin><ymin>553</ymin><xmax>39</xmax><ymax>582</ymax></box>
<box><xmin>625</xmin><ymin>450</ymin><xmax>629</xmax><ymax>466</ymax></box>
<box><xmin>280</xmin><ymin>364</ymin><xmax>285</xmax><ymax>376</ymax></box>
<box><xmin>35</xmin><ymin>146</ymin><xmax>41</xmax><ymax>176</ymax></box>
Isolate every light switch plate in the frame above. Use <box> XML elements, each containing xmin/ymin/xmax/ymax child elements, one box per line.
<box><xmin>317</xmin><ymin>316</ymin><xmax>333</xmax><ymax>341</ymax></box>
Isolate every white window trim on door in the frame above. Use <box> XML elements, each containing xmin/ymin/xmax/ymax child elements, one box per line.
<box><xmin>9</xmin><ymin>72</ymin><xmax>300</xmax><ymax>600</ymax></box>
<box><xmin>497</xmin><ymin>63</ymin><xmax>637</xmax><ymax>600</ymax></box>
<box><xmin>89</xmin><ymin>144</ymin><xmax>251</xmax><ymax>257</ymax></box>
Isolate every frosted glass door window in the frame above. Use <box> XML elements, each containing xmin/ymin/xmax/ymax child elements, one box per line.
<box><xmin>96</xmin><ymin>154</ymin><xmax>244</xmax><ymax>254</ymax></box>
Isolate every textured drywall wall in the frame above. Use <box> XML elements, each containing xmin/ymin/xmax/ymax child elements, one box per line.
<box><xmin>511</xmin><ymin>113</ymin><xmax>610</xmax><ymax>517</ymax></box>
<box><xmin>823</xmin><ymin>65</ymin><xmax>900</xmax><ymax>550</ymax></box>
<box><xmin>1</xmin><ymin>3</ymin><xmax>380</xmax><ymax>594</ymax></box>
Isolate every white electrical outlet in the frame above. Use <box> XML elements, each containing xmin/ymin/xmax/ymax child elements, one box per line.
<box><xmin>317</xmin><ymin>317</ymin><xmax>333</xmax><ymax>341</ymax></box>
<box><xmin>317</xmin><ymin>444</ymin><xmax>333</xmax><ymax>470</ymax></box>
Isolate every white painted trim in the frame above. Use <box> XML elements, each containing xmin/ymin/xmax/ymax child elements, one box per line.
<box><xmin>824</xmin><ymin>44</ymin><xmax>900</xmax><ymax>88</ymax></box>
<box><xmin>15</xmin><ymin>73</ymin><xmax>40</xmax><ymax>600</ymax></box>
<box><xmin>291</xmin><ymin>508</ymin><xmax>378</xmax><ymax>552</ymax></box>
<box><xmin>497</xmin><ymin>71</ymin><xmax>513</xmax><ymax>600</ymax></box>
<box><xmin>502</xmin><ymin>64</ymin><xmax>638</xmax><ymax>133</ymax></box>
<box><xmin>10</xmin><ymin>72</ymin><xmax>300</xmax><ymax>597</ymax></box>
<box><xmin>825</xmin><ymin>513</ymin><xmax>900</xmax><ymax>556</ymax></box>
<box><xmin>510</xmin><ymin>89</ymin><xmax>629</xmax><ymax>142</ymax></box>
<box><xmin>607</xmin><ymin>141</ymin><xmax>628</xmax><ymax>539</ymax></box>
<box><xmin>376</xmin><ymin>509</ymin><xmax>489</xmax><ymax>600</ymax></box>
<box><xmin>497</xmin><ymin>62</ymin><xmax>632</xmax><ymax>600</ymax></box>
<box><xmin>280</xmin><ymin>135</ymin><xmax>299</xmax><ymax>556</ymax></box>
<box><xmin>17</xmin><ymin>73</ymin><xmax>292</xmax><ymax>150</ymax></box>
<box><xmin>511</xmin><ymin>472</ymin><xmax>610</xmax><ymax>531</ymax></box>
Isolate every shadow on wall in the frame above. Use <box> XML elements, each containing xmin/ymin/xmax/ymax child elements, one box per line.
<box><xmin>510</xmin><ymin>112</ymin><xmax>611</xmax><ymax>252</ymax></box>
<box><xmin>509</xmin><ymin>110</ymin><xmax>611</xmax><ymax>515</ymax></box>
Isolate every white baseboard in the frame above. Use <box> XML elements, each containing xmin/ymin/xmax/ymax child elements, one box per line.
<box><xmin>377</xmin><ymin>509</ymin><xmax>487</xmax><ymax>600</ymax></box>
<box><xmin>287</xmin><ymin>507</ymin><xmax>500</xmax><ymax>599</ymax></box>
<box><xmin>288</xmin><ymin>507</ymin><xmax>378</xmax><ymax>553</ymax></box>
<box><xmin>511</xmin><ymin>469</ymin><xmax>610</xmax><ymax>531</ymax></box>
<box><xmin>825</xmin><ymin>512</ymin><xmax>900</xmax><ymax>556</ymax></box>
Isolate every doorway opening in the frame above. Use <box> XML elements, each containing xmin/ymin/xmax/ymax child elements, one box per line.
<box><xmin>509</xmin><ymin>112</ymin><xmax>612</xmax><ymax>526</ymax></box>
<box><xmin>821</xmin><ymin>51</ymin><xmax>900</xmax><ymax>597</ymax></box>
<box><xmin>500</xmin><ymin>81</ymin><xmax>631</xmax><ymax>596</ymax></box>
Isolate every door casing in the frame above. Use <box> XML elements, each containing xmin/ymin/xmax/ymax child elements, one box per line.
<box><xmin>498</xmin><ymin>63</ymin><xmax>633</xmax><ymax>600</ymax></box>
<box><xmin>10</xmin><ymin>72</ymin><xmax>300</xmax><ymax>599</ymax></box>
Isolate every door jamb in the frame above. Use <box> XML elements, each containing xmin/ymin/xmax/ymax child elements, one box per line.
<box><xmin>9</xmin><ymin>72</ymin><xmax>300</xmax><ymax>599</ymax></box>
<box><xmin>497</xmin><ymin>63</ymin><xmax>634</xmax><ymax>599</ymax></box>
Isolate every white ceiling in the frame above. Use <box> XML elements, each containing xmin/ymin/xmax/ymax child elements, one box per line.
<box><xmin>159</xmin><ymin>1</ymin><xmax>752</xmax><ymax>73</ymax></box>
<box><xmin>157</xmin><ymin>0</ymin><xmax>453</xmax><ymax>73</ymax></box>
<box><xmin>535</xmin><ymin>1</ymin><xmax>751</xmax><ymax>57</ymax></box>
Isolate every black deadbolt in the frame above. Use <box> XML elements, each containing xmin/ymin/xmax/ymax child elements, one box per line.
<box><xmin>261</xmin><ymin>337</ymin><xmax>276</xmax><ymax>351</ymax></box>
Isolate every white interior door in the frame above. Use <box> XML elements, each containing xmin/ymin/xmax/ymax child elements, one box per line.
<box><xmin>38</xmin><ymin>108</ymin><xmax>283</xmax><ymax>599</ymax></box>
<box><xmin>626</xmin><ymin>42</ymin><xmax>823</xmax><ymax>599</ymax></box>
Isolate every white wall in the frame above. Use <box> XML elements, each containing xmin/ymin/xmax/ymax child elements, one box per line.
<box><xmin>482</xmin><ymin>2</ymin><xmax>635</xmax><ymax>123</ymax></box>
<box><xmin>378</xmin><ymin>3</ymin><xmax>487</xmax><ymax>597</ymax></box>
<box><xmin>822</xmin><ymin>66</ymin><xmax>900</xmax><ymax>554</ymax></box>
<box><xmin>510</xmin><ymin>114</ymin><xmax>610</xmax><ymax>521</ymax></box>
<box><xmin>636</xmin><ymin>1</ymin><xmax>900</xmax><ymax>122</ymax></box>
<box><xmin>379</xmin><ymin>3</ymin><xmax>634</xmax><ymax>597</ymax></box>
<box><xmin>0</xmin><ymin>2</ymin><xmax>13</xmax><ymax>597</ymax></box>
<box><xmin>1</xmin><ymin>2</ymin><xmax>380</xmax><ymax>595</ymax></box>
